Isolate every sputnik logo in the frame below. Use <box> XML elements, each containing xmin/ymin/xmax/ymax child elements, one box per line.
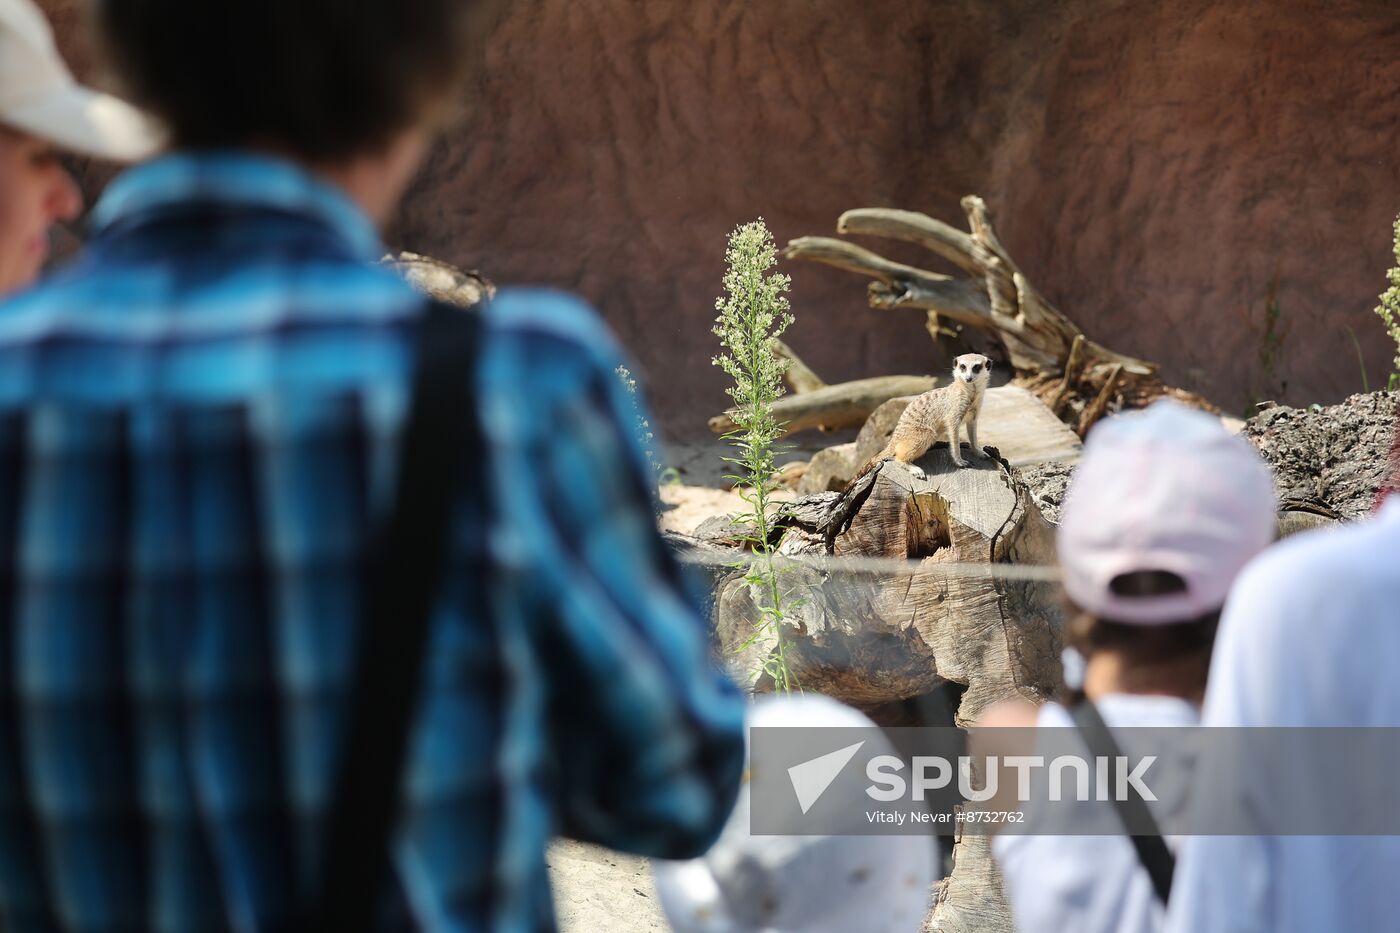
<box><xmin>787</xmin><ymin>741</ymin><xmax>866</xmax><ymax>814</ymax></box>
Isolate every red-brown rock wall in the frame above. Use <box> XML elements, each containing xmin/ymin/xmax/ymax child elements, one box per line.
<box><xmin>39</xmin><ymin>0</ymin><xmax>1400</xmax><ymax>434</ymax></box>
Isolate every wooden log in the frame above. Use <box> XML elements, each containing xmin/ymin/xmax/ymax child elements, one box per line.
<box><xmin>769</xmin><ymin>338</ymin><xmax>827</xmax><ymax>395</ymax></box>
<box><xmin>783</xmin><ymin>237</ymin><xmax>1003</xmax><ymax>336</ymax></box>
<box><xmin>714</xmin><ymin>447</ymin><xmax>1062</xmax><ymax>724</ymax></box>
<box><xmin>797</xmin><ymin>442</ymin><xmax>858</xmax><ymax>494</ymax></box>
<box><xmin>1077</xmin><ymin>363</ymin><xmax>1124</xmax><ymax>437</ymax></box>
<box><xmin>713</xmin><ymin>432</ymin><xmax>1063</xmax><ymax>933</ymax></box>
<box><xmin>931</xmin><ymin>822</ymin><xmax>1014</xmax><ymax>933</ymax></box>
<box><xmin>708</xmin><ymin>374</ymin><xmax>938</xmax><ymax>437</ymax></box>
<box><xmin>837</xmin><ymin>207</ymin><xmax>990</xmax><ymax>277</ymax></box>
<box><xmin>1049</xmin><ymin>334</ymin><xmax>1087</xmax><ymax>415</ymax></box>
<box><xmin>774</xmin><ymin>459</ymin><xmax>808</xmax><ymax>488</ymax></box>
<box><xmin>785</xmin><ymin>201</ymin><xmax>1156</xmax><ymax>378</ymax></box>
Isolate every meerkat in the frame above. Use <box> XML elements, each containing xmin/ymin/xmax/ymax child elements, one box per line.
<box><xmin>846</xmin><ymin>353</ymin><xmax>993</xmax><ymax>487</ymax></box>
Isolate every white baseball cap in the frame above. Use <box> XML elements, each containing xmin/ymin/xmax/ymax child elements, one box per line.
<box><xmin>0</xmin><ymin>0</ymin><xmax>163</xmax><ymax>160</ymax></box>
<box><xmin>1057</xmin><ymin>399</ymin><xmax>1277</xmax><ymax>624</ymax></box>
<box><xmin>653</xmin><ymin>694</ymin><xmax>938</xmax><ymax>933</ymax></box>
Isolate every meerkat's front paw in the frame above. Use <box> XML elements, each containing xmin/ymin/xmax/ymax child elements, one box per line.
<box><xmin>974</xmin><ymin>445</ymin><xmax>991</xmax><ymax>459</ymax></box>
<box><xmin>950</xmin><ymin>455</ymin><xmax>968</xmax><ymax>468</ymax></box>
<box><xmin>908</xmin><ymin>464</ymin><xmax>927</xmax><ymax>481</ymax></box>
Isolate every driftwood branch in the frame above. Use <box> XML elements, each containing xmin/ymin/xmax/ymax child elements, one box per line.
<box><xmin>1077</xmin><ymin>363</ymin><xmax>1124</xmax><ymax>436</ymax></box>
<box><xmin>769</xmin><ymin>338</ymin><xmax>827</xmax><ymax>394</ymax></box>
<box><xmin>709</xmin><ymin>374</ymin><xmax>938</xmax><ymax>437</ymax></box>
<box><xmin>1049</xmin><ymin>334</ymin><xmax>1087</xmax><ymax>415</ymax></box>
<box><xmin>837</xmin><ymin>208</ymin><xmax>989</xmax><ymax>277</ymax></box>
<box><xmin>785</xmin><ymin>201</ymin><xmax>1156</xmax><ymax>378</ymax></box>
<box><xmin>784</xmin><ymin>237</ymin><xmax>995</xmax><ymax>328</ymax></box>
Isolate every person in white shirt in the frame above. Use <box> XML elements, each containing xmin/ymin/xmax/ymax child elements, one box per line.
<box><xmin>986</xmin><ymin>400</ymin><xmax>1277</xmax><ymax>933</ymax></box>
<box><xmin>1164</xmin><ymin>455</ymin><xmax>1400</xmax><ymax>933</ymax></box>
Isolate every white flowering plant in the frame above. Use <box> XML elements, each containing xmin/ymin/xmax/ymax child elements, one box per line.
<box><xmin>712</xmin><ymin>219</ymin><xmax>799</xmax><ymax>692</ymax></box>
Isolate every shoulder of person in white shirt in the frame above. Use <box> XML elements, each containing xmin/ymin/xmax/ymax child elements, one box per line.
<box><xmin>1165</xmin><ymin>497</ymin><xmax>1400</xmax><ymax>933</ymax></box>
<box><xmin>1203</xmin><ymin>494</ymin><xmax>1400</xmax><ymax>730</ymax></box>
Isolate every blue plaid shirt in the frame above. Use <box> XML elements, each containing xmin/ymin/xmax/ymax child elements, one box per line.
<box><xmin>0</xmin><ymin>153</ymin><xmax>745</xmax><ymax>932</ymax></box>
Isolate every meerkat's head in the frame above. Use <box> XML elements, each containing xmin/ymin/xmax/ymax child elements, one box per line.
<box><xmin>952</xmin><ymin>353</ymin><xmax>992</xmax><ymax>388</ymax></box>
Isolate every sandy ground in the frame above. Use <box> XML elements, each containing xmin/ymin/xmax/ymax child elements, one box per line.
<box><xmin>657</xmin><ymin>434</ymin><xmax>822</xmax><ymax>536</ymax></box>
<box><xmin>663</xmin><ymin>433</ymin><xmax>854</xmax><ymax>490</ymax></box>
<box><xmin>548</xmin><ymin>840</ymin><xmax>668</xmax><ymax>932</ymax></box>
<box><xmin>658</xmin><ymin>482</ymin><xmax>757</xmax><ymax>535</ymax></box>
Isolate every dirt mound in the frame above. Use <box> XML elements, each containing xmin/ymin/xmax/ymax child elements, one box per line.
<box><xmin>1243</xmin><ymin>392</ymin><xmax>1398</xmax><ymax>520</ymax></box>
<box><xmin>1014</xmin><ymin>394</ymin><xmax>1399</xmax><ymax>525</ymax></box>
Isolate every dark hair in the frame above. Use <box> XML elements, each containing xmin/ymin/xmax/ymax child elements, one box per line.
<box><xmin>1066</xmin><ymin>611</ymin><xmax>1220</xmax><ymax>664</ymax></box>
<box><xmin>94</xmin><ymin>0</ymin><xmax>499</xmax><ymax>160</ymax></box>
<box><xmin>1062</xmin><ymin>570</ymin><xmax>1221</xmax><ymax>700</ymax></box>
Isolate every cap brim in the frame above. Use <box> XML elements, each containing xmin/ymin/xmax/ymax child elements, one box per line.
<box><xmin>4</xmin><ymin>85</ymin><xmax>164</xmax><ymax>162</ymax></box>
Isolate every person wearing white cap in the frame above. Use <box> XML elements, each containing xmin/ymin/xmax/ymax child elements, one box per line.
<box><xmin>654</xmin><ymin>693</ymin><xmax>940</xmax><ymax>933</ymax></box>
<box><xmin>985</xmin><ymin>399</ymin><xmax>1277</xmax><ymax>933</ymax></box>
<box><xmin>0</xmin><ymin>0</ymin><xmax>161</xmax><ymax>295</ymax></box>
<box><xmin>0</xmin><ymin>1</ymin><xmax>749</xmax><ymax>930</ymax></box>
<box><xmin>1164</xmin><ymin>429</ymin><xmax>1400</xmax><ymax>931</ymax></box>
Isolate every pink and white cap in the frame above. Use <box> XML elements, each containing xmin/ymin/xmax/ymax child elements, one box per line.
<box><xmin>1057</xmin><ymin>399</ymin><xmax>1276</xmax><ymax>624</ymax></box>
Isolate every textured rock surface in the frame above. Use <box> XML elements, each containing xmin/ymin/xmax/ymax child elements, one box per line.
<box><xmin>1244</xmin><ymin>391</ymin><xmax>1398</xmax><ymax>520</ymax></box>
<box><xmin>1018</xmin><ymin>461</ymin><xmax>1075</xmax><ymax>524</ymax></box>
<box><xmin>1020</xmin><ymin>393</ymin><xmax>1400</xmax><ymax>524</ymax></box>
<box><xmin>39</xmin><ymin>0</ymin><xmax>1400</xmax><ymax>439</ymax></box>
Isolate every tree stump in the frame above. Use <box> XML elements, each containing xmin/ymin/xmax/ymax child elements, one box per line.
<box><xmin>796</xmin><ymin>385</ymin><xmax>1083</xmax><ymax>494</ymax></box>
<box><xmin>925</xmin><ymin>826</ymin><xmax>1011</xmax><ymax>933</ymax></box>
<box><xmin>715</xmin><ymin>446</ymin><xmax>1061</xmax><ymax>726</ymax></box>
<box><xmin>712</xmin><ymin>445</ymin><xmax>1060</xmax><ymax>933</ymax></box>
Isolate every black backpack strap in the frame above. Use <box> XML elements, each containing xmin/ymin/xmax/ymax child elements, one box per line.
<box><xmin>313</xmin><ymin>301</ymin><xmax>483</xmax><ymax>931</ymax></box>
<box><xmin>1069</xmin><ymin>698</ymin><xmax>1176</xmax><ymax>906</ymax></box>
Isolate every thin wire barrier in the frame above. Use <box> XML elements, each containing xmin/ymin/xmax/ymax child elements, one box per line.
<box><xmin>681</xmin><ymin>541</ymin><xmax>1066</xmax><ymax>715</ymax></box>
<box><xmin>675</xmin><ymin>547</ymin><xmax>1063</xmax><ymax>583</ymax></box>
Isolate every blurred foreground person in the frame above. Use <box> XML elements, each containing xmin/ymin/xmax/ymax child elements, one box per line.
<box><xmin>1165</xmin><ymin>418</ymin><xmax>1400</xmax><ymax>932</ymax></box>
<box><xmin>654</xmin><ymin>694</ymin><xmax>938</xmax><ymax>933</ymax></box>
<box><xmin>989</xmin><ymin>400</ymin><xmax>1276</xmax><ymax>933</ymax></box>
<box><xmin>0</xmin><ymin>0</ymin><xmax>160</xmax><ymax>295</ymax></box>
<box><xmin>0</xmin><ymin>0</ymin><xmax>745</xmax><ymax>930</ymax></box>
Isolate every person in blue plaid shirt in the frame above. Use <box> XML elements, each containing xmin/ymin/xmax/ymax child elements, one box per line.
<box><xmin>0</xmin><ymin>0</ymin><xmax>747</xmax><ymax>930</ymax></box>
